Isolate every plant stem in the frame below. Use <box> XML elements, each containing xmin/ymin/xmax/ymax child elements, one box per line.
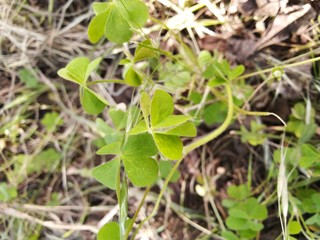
<box><xmin>237</xmin><ymin>56</ymin><xmax>320</xmax><ymax>81</ymax></box>
<box><xmin>183</xmin><ymin>84</ymin><xmax>234</xmax><ymax>154</ymax></box>
<box><xmin>132</xmin><ymin>84</ymin><xmax>234</xmax><ymax>239</ymax></box>
<box><xmin>86</xmin><ymin>79</ymin><xmax>125</xmax><ymax>86</ymax></box>
<box><xmin>124</xmin><ymin>186</ymin><xmax>151</xmax><ymax>239</ymax></box>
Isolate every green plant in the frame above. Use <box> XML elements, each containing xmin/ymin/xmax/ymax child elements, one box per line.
<box><xmin>55</xmin><ymin>1</ymin><xmax>320</xmax><ymax>239</ymax></box>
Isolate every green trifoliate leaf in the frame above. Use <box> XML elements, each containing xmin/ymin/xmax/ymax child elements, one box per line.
<box><xmin>151</xmin><ymin>90</ymin><xmax>174</xmax><ymax>126</ymax></box>
<box><xmin>96</xmin><ymin>141</ymin><xmax>122</xmax><ymax>155</ymax></box>
<box><xmin>153</xmin><ymin>133</ymin><xmax>182</xmax><ymax>160</ymax></box>
<box><xmin>86</xmin><ymin>57</ymin><xmax>102</xmax><ymax>81</ymax></box>
<box><xmin>92</xmin><ymin>158</ymin><xmax>120</xmax><ymax>190</ymax></box>
<box><xmin>123</xmin><ymin>156</ymin><xmax>158</xmax><ymax>187</ymax></box>
<box><xmin>80</xmin><ymin>87</ymin><xmax>108</xmax><ymax>115</ymax></box>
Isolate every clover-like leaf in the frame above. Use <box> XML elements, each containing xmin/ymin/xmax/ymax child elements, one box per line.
<box><xmin>123</xmin><ymin>133</ymin><xmax>157</xmax><ymax>157</ymax></box>
<box><xmin>105</xmin><ymin>4</ymin><xmax>132</xmax><ymax>44</ymax></box>
<box><xmin>97</xmin><ymin>222</ymin><xmax>120</xmax><ymax>240</ymax></box>
<box><xmin>58</xmin><ymin>57</ymin><xmax>90</xmax><ymax>84</ymax></box>
<box><xmin>159</xmin><ymin>121</ymin><xmax>196</xmax><ymax>137</ymax></box>
<box><xmin>88</xmin><ymin>11</ymin><xmax>109</xmax><ymax>44</ymax></box>
<box><xmin>124</xmin><ymin>67</ymin><xmax>142</xmax><ymax>86</ymax></box>
<box><xmin>92</xmin><ymin>2</ymin><xmax>109</xmax><ymax>15</ymax></box>
<box><xmin>134</xmin><ymin>39</ymin><xmax>159</xmax><ymax>62</ymax></box>
<box><xmin>151</xmin><ymin>90</ymin><xmax>174</xmax><ymax>126</ymax></box>
<box><xmin>122</xmin><ymin>156</ymin><xmax>158</xmax><ymax>187</ymax></box>
<box><xmin>96</xmin><ymin>141</ymin><xmax>122</xmax><ymax>155</ymax></box>
<box><xmin>80</xmin><ymin>87</ymin><xmax>108</xmax><ymax>115</ymax></box>
<box><xmin>92</xmin><ymin>158</ymin><xmax>120</xmax><ymax>190</ymax></box>
<box><xmin>128</xmin><ymin>120</ymin><xmax>148</xmax><ymax>135</ymax></box>
<box><xmin>153</xmin><ymin>134</ymin><xmax>183</xmax><ymax>160</ymax></box>
<box><xmin>115</xmin><ymin>0</ymin><xmax>149</xmax><ymax>28</ymax></box>
<box><xmin>153</xmin><ymin>115</ymin><xmax>191</xmax><ymax>129</ymax></box>
<box><xmin>58</xmin><ymin>57</ymin><xmax>102</xmax><ymax>85</ymax></box>
<box><xmin>140</xmin><ymin>91</ymin><xmax>151</xmax><ymax>125</ymax></box>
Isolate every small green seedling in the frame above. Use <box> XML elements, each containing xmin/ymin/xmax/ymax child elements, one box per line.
<box><xmin>222</xmin><ymin>184</ymin><xmax>268</xmax><ymax>239</ymax></box>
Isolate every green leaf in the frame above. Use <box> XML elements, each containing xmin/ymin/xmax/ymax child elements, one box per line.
<box><xmin>97</xmin><ymin>222</ymin><xmax>120</xmax><ymax>240</ymax></box>
<box><xmin>159</xmin><ymin>160</ymin><xmax>180</xmax><ymax>182</ymax></box>
<box><xmin>298</xmin><ymin>123</ymin><xmax>317</xmax><ymax>143</ymax></box>
<box><xmin>207</xmin><ymin>77</ymin><xmax>226</xmax><ymax>87</ymax></box>
<box><xmin>151</xmin><ymin>90</ymin><xmax>174</xmax><ymax>126</ymax></box>
<box><xmin>105</xmin><ymin>4</ymin><xmax>132</xmax><ymax>44</ymax></box>
<box><xmin>160</xmin><ymin>121</ymin><xmax>196</xmax><ymax>137</ymax></box>
<box><xmin>154</xmin><ymin>115</ymin><xmax>191</xmax><ymax>129</ymax></box>
<box><xmin>244</xmin><ymin>198</ymin><xmax>268</xmax><ymax>220</ymax></box>
<box><xmin>19</xmin><ymin>68</ymin><xmax>39</xmax><ymax>88</ymax></box>
<box><xmin>0</xmin><ymin>183</ymin><xmax>17</xmax><ymax>202</ymax></box>
<box><xmin>140</xmin><ymin>91</ymin><xmax>151</xmax><ymax>125</ymax></box>
<box><xmin>288</xmin><ymin>221</ymin><xmax>302</xmax><ymax>235</ymax></box>
<box><xmin>306</xmin><ymin>214</ymin><xmax>320</xmax><ymax>226</ymax></box>
<box><xmin>300</xmin><ymin>144</ymin><xmax>320</xmax><ymax>168</ymax></box>
<box><xmin>124</xmin><ymin>67</ymin><xmax>142</xmax><ymax>86</ymax></box>
<box><xmin>96</xmin><ymin>118</ymin><xmax>123</xmax><ymax>144</ymax></box>
<box><xmin>227</xmin><ymin>184</ymin><xmax>251</xmax><ymax>200</ymax></box>
<box><xmin>123</xmin><ymin>133</ymin><xmax>157</xmax><ymax>157</ymax></box>
<box><xmin>153</xmin><ymin>134</ymin><xmax>182</xmax><ymax>160</ymax></box>
<box><xmin>92</xmin><ymin>158</ymin><xmax>120</xmax><ymax>190</ymax></box>
<box><xmin>32</xmin><ymin>148</ymin><xmax>60</xmax><ymax>173</ymax></box>
<box><xmin>197</xmin><ymin>50</ymin><xmax>212</xmax><ymax>68</ymax></box>
<box><xmin>123</xmin><ymin>156</ymin><xmax>158</xmax><ymax>187</ymax></box>
<box><xmin>109</xmin><ymin>108</ymin><xmax>127</xmax><ymax>130</ymax></box>
<box><xmin>59</xmin><ymin>57</ymin><xmax>90</xmax><ymax>84</ymax></box>
<box><xmin>134</xmin><ymin>39</ymin><xmax>158</xmax><ymax>62</ymax></box>
<box><xmin>229</xmin><ymin>208</ymin><xmax>249</xmax><ymax>219</ymax></box>
<box><xmin>86</xmin><ymin>57</ymin><xmax>102</xmax><ymax>81</ymax></box>
<box><xmin>96</xmin><ymin>142</ymin><xmax>122</xmax><ymax>155</ymax></box>
<box><xmin>228</xmin><ymin>65</ymin><xmax>245</xmax><ymax>80</ymax></box>
<box><xmin>80</xmin><ymin>87</ymin><xmax>108</xmax><ymax>115</ymax></box>
<box><xmin>88</xmin><ymin>12</ymin><xmax>109</xmax><ymax>44</ymax></box>
<box><xmin>115</xmin><ymin>0</ymin><xmax>149</xmax><ymax>28</ymax></box>
<box><xmin>41</xmin><ymin>112</ymin><xmax>63</xmax><ymax>131</ymax></box>
<box><xmin>92</xmin><ymin>2</ymin><xmax>109</xmax><ymax>15</ymax></box>
<box><xmin>203</xmin><ymin>102</ymin><xmax>228</xmax><ymax>125</ymax></box>
<box><xmin>247</xmin><ymin>221</ymin><xmax>264</xmax><ymax>231</ymax></box>
<box><xmin>58</xmin><ymin>57</ymin><xmax>101</xmax><ymax>84</ymax></box>
<box><xmin>221</xmin><ymin>231</ymin><xmax>240</xmax><ymax>240</ymax></box>
<box><xmin>128</xmin><ymin>120</ymin><xmax>148</xmax><ymax>135</ymax></box>
<box><xmin>226</xmin><ymin>217</ymin><xmax>249</xmax><ymax>230</ymax></box>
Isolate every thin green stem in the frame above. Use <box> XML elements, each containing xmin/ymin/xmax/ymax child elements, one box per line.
<box><xmin>183</xmin><ymin>84</ymin><xmax>234</xmax><ymax>154</ymax></box>
<box><xmin>133</xmin><ymin>84</ymin><xmax>234</xmax><ymax>239</ymax></box>
<box><xmin>237</xmin><ymin>56</ymin><xmax>320</xmax><ymax>81</ymax></box>
<box><xmin>125</xmin><ymin>186</ymin><xmax>151</xmax><ymax>239</ymax></box>
<box><xmin>86</xmin><ymin>79</ymin><xmax>125</xmax><ymax>86</ymax></box>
